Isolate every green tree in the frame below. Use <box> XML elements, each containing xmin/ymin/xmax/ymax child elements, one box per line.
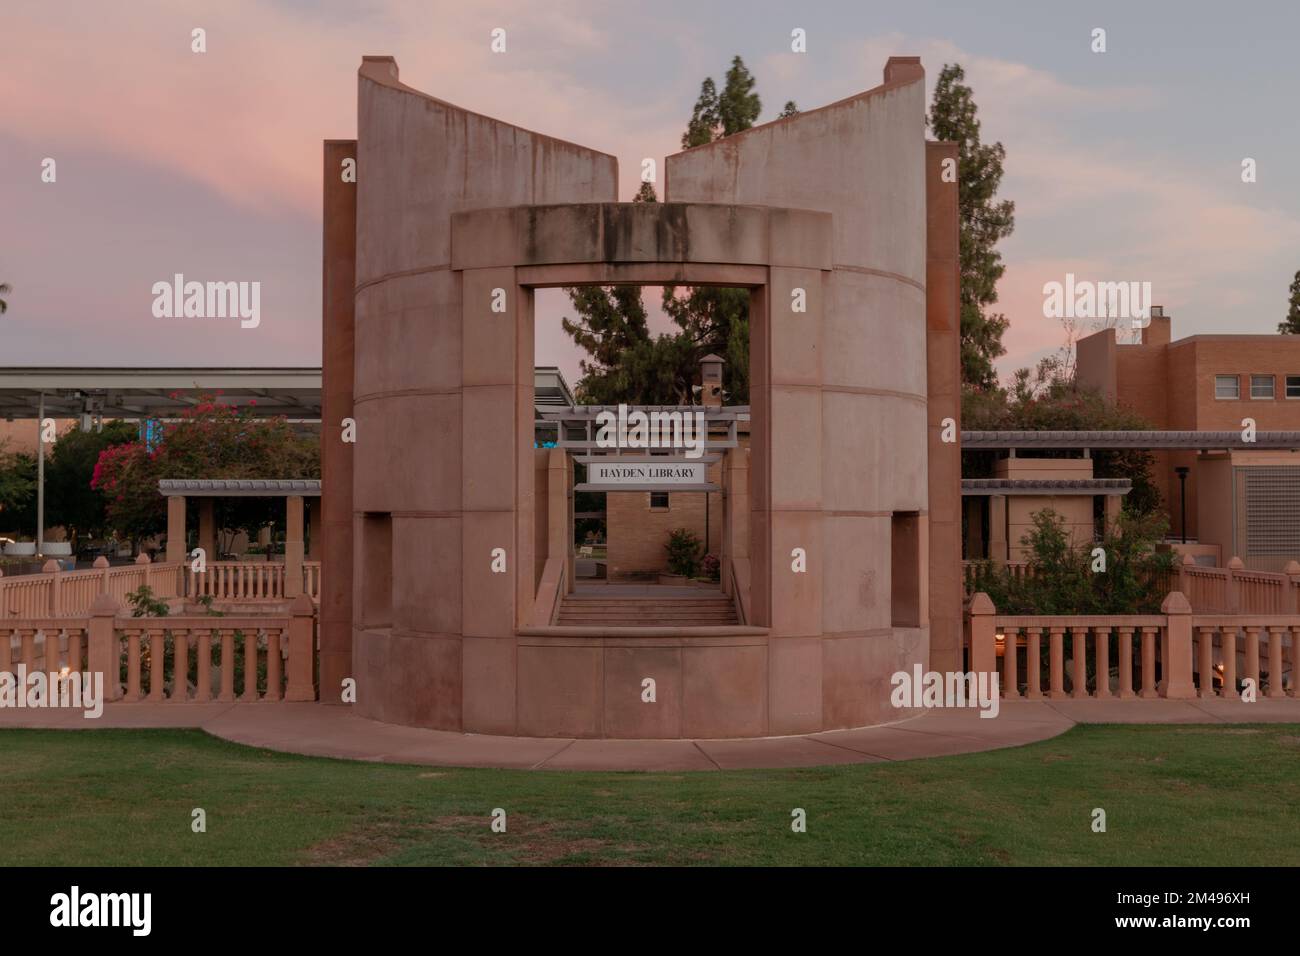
<box><xmin>1278</xmin><ymin>268</ymin><xmax>1300</xmax><ymax>334</ymax></box>
<box><xmin>563</xmin><ymin>55</ymin><xmax>786</xmax><ymax>405</ymax></box>
<box><xmin>928</xmin><ymin>64</ymin><xmax>1015</xmax><ymax>391</ymax></box>
<box><xmin>45</xmin><ymin>420</ymin><xmax>140</xmax><ymax>549</ymax></box>
<box><xmin>91</xmin><ymin>394</ymin><xmax>319</xmax><ymax>546</ymax></box>
<box><xmin>963</xmin><ymin>376</ymin><xmax>1163</xmax><ymax>517</ymax></box>
<box><xmin>0</xmin><ymin>441</ymin><xmax>37</xmax><ymax>536</ymax></box>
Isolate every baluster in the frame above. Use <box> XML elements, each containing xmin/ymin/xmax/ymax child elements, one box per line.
<box><xmin>1071</xmin><ymin>626</ymin><xmax>1088</xmax><ymax>699</ymax></box>
<box><xmin>1093</xmin><ymin>626</ymin><xmax>1110</xmax><ymax>698</ymax></box>
<box><xmin>1267</xmin><ymin>626</ymin><xmax>1286</xmax><ymax>698</ymax></box>
<box><xmin>265</xmin><ymin>627</ymin><xmax>282</xmax><ymax>702</ymax></box>
<box><xmin>147</xmin><ymin>628</ymin><xmax>165</xmax><ymax>702</ymax></box>
<box><xmin>218</xmin><ymin>629</ymin><xmax>236</xmax><ymax>702</ymax></box>
<box><xmin>1197</xmin><ymin>625</ymin><xmax>1217</xmax><ymax>698</ymax></box>
<box><xmin>1117</xmin><ymin>626</ymin><xmax>1134</xmax><ymax>698</ymax></box>
<box><xmin>19</xmin><ymin>628</ymin><xmax>37</xmax><ymax>672</ymax></box>
<box><xmin>124</xmin><ymin>628</ymin><xmax>143</xmax><ymax>702</ymax></box>
<box><xmin>171</xmin><ymin>628</ymin><xmax>188</xmax><ymax>702</ymax></box>
<box><xmin>1291</xmin><ymin>626</ymin><xmax>1300</xmax><ymax>699</ymax></box>
<box><xmin>1002</xmin><ymin>627</ymin><xmax>1020</xmax><ymax>700</ymax></box>
<box><xmin>242</xmin><ymin>629</ymin><xmax>259</xmax><ymax>702</ymax></box>
<box><xmin>1139</xmin><ymin>626</ymin><xmax>1158</xmax><ymax>698</ymax></box>
<box><xmin>1243</xmin><ymin>626</ymin><xmax>1261</xmax><ymax>696</ymax></box>
<box><xmin>1220</xmin><ymin>626</ymin><xmax>1237</xmax><ymax>700</ymax></box>
<box><xmin>44</xmin><ymin>626</ymin><xmax>62</xmax><ymax>674</ymax></box>
<box><xmin>1049</xmin><ymin>626</ymin><xmax>1066</xmax><ymax>699</ymax></box>
<box><xmin>194</xmin><ymin>629</ymin><xmax>212</xmax><ymax>703</ymax></box>
<box><xmin>1025</xmin><ymin>627</ymin><xmax>1042</xmax><ymax>699</ymax></box>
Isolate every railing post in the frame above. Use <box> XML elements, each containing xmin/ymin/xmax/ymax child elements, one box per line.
<box><xmin>93</xmin><ymin>555</ymin><xmax>110</xmax><ymax>595</ymax></box>
<box><xmin>1002</xmin><ymin>627</ymin><xmax>1021</xmax><ymax>700</ymax></box>
<box><xmin>43</xmin><ymin>559</ymin><xmax>61</xmax><ymax>616</ymax></box>
<box><xmin>967</xmin><ymin>593</ymin><xmax>997</xmax><ymax>684</ymax></box>
<box><xmin>1226</xmin><ymin>557</ymin><xmax>1243</xmax><ymax>614</ymax></box>
<box><xmin>87</xmin><ymin>594</ymin><xmax>121</xmax><ymax>702</ymax></box>
<box><xmin>1286</xmin><ymin>561</ymin><xmax>1300</xmax><ymax>615</ymax></box>
<box><xmin>1158</xmin><ymin>591</ymin><xmax>1196</xmax><ymax>699</ymax></box>
<box><xmin>1243</xmin><ymin>626</ymin><xmax>1261</xmax><ymax>696</ymax></box>
<box><xmin>1178</xmin><ymin>553</ymin><xmax>1194</xmax><ymax>600</ymax></box>
<box><xmin>285</xmin><ymin>594</ymin><xmax>317</xmax><ymax>702</ymax></box>
<box><xmin>136</xmin><ymin>552</ymin><xmax>152</xmax><ymax>595</ymax></box>
<box><xmin>1139</xmin><ymin>626</ymin><xmax>1159</xmax><ymax>698</ymax></box>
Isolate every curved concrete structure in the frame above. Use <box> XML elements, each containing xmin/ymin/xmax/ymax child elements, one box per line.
<box><xmin>321</xmin><ymin>55</ymin><xmax>962</xmax><ymax>738</ymax></box>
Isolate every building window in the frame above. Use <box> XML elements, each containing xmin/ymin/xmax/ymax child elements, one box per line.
<box><xmin>1214</xmin><ymin>375</ymin><xmax>1239</xmax><ymax>400</ymax></box>
<box><xmin>891</xmin><ymin>512</ymin><xmax>922</xmax><ymax>628</ymax></box>
<box><xmin>1250</xmin><ymin>374</ymin><xmax>1275</xmax><ymax>399</ymax></box>
<box><xmin>649</xmin><ymin>492</ymin><xmax>669</xmax><ymax>510</ymax></box>
<box><xmin>1286</xmin><ymin>375</ymin><xmax>1300</xmax><ymax>399</ymax></box>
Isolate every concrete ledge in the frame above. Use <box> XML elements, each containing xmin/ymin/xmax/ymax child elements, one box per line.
<box><xmin>451</xmin><ymin>203</ymin><xmax>833</xmax><ymax>272</ymax></box>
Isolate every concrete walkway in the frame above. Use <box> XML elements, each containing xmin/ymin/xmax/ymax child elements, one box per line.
<box><xmin>2</xmin><ymin>697</ymin><xmax>1298</xmax><ymax>771</ymax></box>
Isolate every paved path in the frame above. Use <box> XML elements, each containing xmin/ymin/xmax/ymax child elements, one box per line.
<box><xmin>2</xmin><ymin>697</ymin><xmax>1298</xmax><ymax>771</ymax></box>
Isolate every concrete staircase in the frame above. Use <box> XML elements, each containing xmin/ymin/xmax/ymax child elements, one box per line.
<box><xmin>555</xmin><ymin>591</ymin><xmax>739</xmax><ymax>627</ymax></box>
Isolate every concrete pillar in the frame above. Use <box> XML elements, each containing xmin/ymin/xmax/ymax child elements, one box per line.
<box><xmin>87</xmin><ymin>594</ymin><xmax>121</xmax><ymax>702</ymax></box>
<box><xmin>285</xmin><ymin>494</ymin><xmax>304</xmax><ymax>598</ymax></box>
<box><xmin>546</xmin><ymin>449</ymin><xmax>570</xmax><ymax>594</ymax></box>
<box><xmin>967</xmin><ymin>592</ymin><xmax>996</xmax><ymax>683</ymax></box>
<box><xmin>319</xmin><ymin>139</ymin><xmax>357</xmax><ymax>699</ymax></box>
<box><xmin>198</xmin><ymin>498</ymin><xmax>217</xmax><ymax>560</ymax></box>
<box><xmin>1159</xmin><ymin>591</ymin><xmax>1197</xmax><ymax>699</ymax></box>
<box><xmin>988</xmin><ymin>494</ymin><xmax>1008</xmax><ymax>565</ymax></box>
<box><xmin>285</xmin><ymin>594</ymin><xmax>317</xmax><ymax>701</ymax></box>
<box><xmin>307</xmin><ymin>499</ymin><xmax>322</xmax><ymax>560</ymax></box>
<box><xmin>963</xmin><ymin>496</ymin><xmax>984</xmax><ymax>561</ymax></box>
<box><xmin>1104</xmin><ymin>493</ymin><xmax>1122</xmax><ymax>534</ymax></box>
<box><xmin>165</xmin><ymin>495</ymin><xmax>186</xmax><ymax>565</ymax></box>
<box><xmin>925</xmin><ymin>140</ymin><xmax>963</xmax><ymax>673</ymax></box>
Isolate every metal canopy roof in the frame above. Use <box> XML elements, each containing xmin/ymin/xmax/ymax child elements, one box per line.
<box><xmin>961</xmin><ymin>478</ymin><xmax>1131</xmax><ymax>496</ymax></box>
<box><xmin>158</xmin><ymin>479</ymin><xmax>321</xmax><ymax>497</ymax></box>
<box><xmin>0</xmin><ymin>367</ymin><xmax>322</xmax><ymax>420</ymax></box>
<box><xmin>962</xmin><ymin>430</ymin><xmax>1300</xmax><ymax>450</ymax></box>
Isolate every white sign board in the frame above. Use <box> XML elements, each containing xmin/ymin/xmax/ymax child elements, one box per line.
<box><xmin>587</xmin><ymin>459</ymin><xmax>709</xmax><ymax>488</ymax></box>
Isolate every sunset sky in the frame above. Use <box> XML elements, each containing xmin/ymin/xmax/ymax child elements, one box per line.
<box><xmin>3</xmin><ymin>0</ymin><xmax>1298</xmax><ymax>387</ymax></box>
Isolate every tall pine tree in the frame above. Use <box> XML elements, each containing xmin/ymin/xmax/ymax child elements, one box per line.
<box><xmin>1278</xmin><ymin>269</ymin><xmax>1300</xmax><ymax>334</ymax></box>
<box><xmin>928</xmin><ymin>63</ymin><xmax>1015</xmax><ymax>391</ymax></box>
<box><xmin>563</xmin><ymin>56</ymin><xmax>790</xmax><ymax>405</ymax></box>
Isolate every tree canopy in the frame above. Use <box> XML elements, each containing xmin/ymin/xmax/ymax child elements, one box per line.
<box><xmin>1278</xmin><ymin>268</ymin><xmax>1300</xmax><ymax>334</ymax></box>
<box><xmin>928</xmin><ymin>63</ymin><xmax>1015</xmax><ymax>391</ymax></box>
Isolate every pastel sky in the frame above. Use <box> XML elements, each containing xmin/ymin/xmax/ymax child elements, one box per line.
<box><xmin>2</xmin><ymin>0</ymin><xmax>1298</xmax><ymax>388</ymax></box>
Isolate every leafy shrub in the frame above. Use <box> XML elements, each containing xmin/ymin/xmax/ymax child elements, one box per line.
<box><xmin>665</xmin><ymin>527</ymin><xmax>703</xmax><ymax>577</ymax></box>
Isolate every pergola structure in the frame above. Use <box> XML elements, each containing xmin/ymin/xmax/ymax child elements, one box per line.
<box><xmin>0</xmin><ymin>367</ymin><xmax>321</xmax><ymax>556</ymax></box>
<box><xmin>158</xmin><ymin>479</ymin><xmax>322</xmax><ymax>598</ymax></box>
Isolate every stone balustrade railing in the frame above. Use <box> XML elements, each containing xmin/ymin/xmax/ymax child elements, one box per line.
<box><xmin>0</xmin><ymin>594</ymin><xmax>317</xmax><ymax>702</ymax></box>
<box><xmin>963</xmin><ymin>555</ymin><xmax>1299</xmax><ymax>616</ymax></box>
<box><xmin>0</xmin><ymin>556</ymin><xmax>183</xmax><ymax>619</ymax></box>
<box><xmin>0</xmin><ymin>557</ymin><xmax>322</xmax><ymax>619</ymax></box>
<box><xmin>968</xmin><ymin>591</ymin><xmax>1298</xmax><ymax>700</ymax></box>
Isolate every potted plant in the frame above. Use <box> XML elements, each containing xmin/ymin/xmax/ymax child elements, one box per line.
<box><xmin>5</xmin><ymin>536</ymin><xmax>36</xmax><ymax>557</ymax></box>
<box><xmin>243</xmin><ymin>543</ymin><xmax>268</xmax><ymax>562</ymax></box>
<box><xmin>660</xmin><ymin>527</ymin><xmax>702</xmax><ymax>585</ymax></box>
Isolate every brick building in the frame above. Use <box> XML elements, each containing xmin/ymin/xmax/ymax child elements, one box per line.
<box><xmin>1077</xmin><ymin>308</ymin><xmax>1300</xmax><ymax>569</ymax></box>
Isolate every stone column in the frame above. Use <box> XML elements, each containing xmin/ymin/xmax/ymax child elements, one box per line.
<box><xmin>319</xmin><ymin>138</ymin><xmax>357</xmax><ymax>700</ymax></box>
<box><xmin>988</xmin><ymin>494</ymin><xmax>1008</xmax><ymax>565</ymax></box>
<box><xmin>926</xmin><ymin>139</ymin><xmax>963</xmax><ymax>674</ymax></box>
<box><xmin>1159</xmin><ymin>591</ymin><xmax>1197</xmax><ymax>699</ymax></box>
<box><xmin>1104</xmin><ymin>493</ymin><xmax>1122</xmax><ymax>533</ymax></box>
<box><xmin>307</xmin><ymin>499</ymin><xmax>322</xmax><ymax>560</ymax></box>
<box><xmin>198</xmin><ymin>498</ymin><xmax>217</xmax><ymax>560</ymax></box>
<box><xmin>285</xmin><ymin>494</ymin><xmax>304</xmax><ymax>598</ymax></box>
<box><xmin>165</xmin><ymin>495</ymin><xmax>186</xmax><ymax>565</ymax></box>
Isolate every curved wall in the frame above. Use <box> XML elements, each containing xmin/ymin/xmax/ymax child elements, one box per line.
<box><xmin>340</xmin><ymin>56</ymin><xmax>944</xmax><ymax>736</ymax></box>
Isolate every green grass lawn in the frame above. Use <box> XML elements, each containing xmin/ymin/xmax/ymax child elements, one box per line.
<box><xmin>2</xmin><ymin>724</ymin><xmax>1297</xmax><ymax>866</ymax></box>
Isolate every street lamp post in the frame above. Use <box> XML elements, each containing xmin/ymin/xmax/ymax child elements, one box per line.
<box><xmin>1175</xmin><ymin>466</ymin><xmax>1190</xmax><ymax>544</ymax></box>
